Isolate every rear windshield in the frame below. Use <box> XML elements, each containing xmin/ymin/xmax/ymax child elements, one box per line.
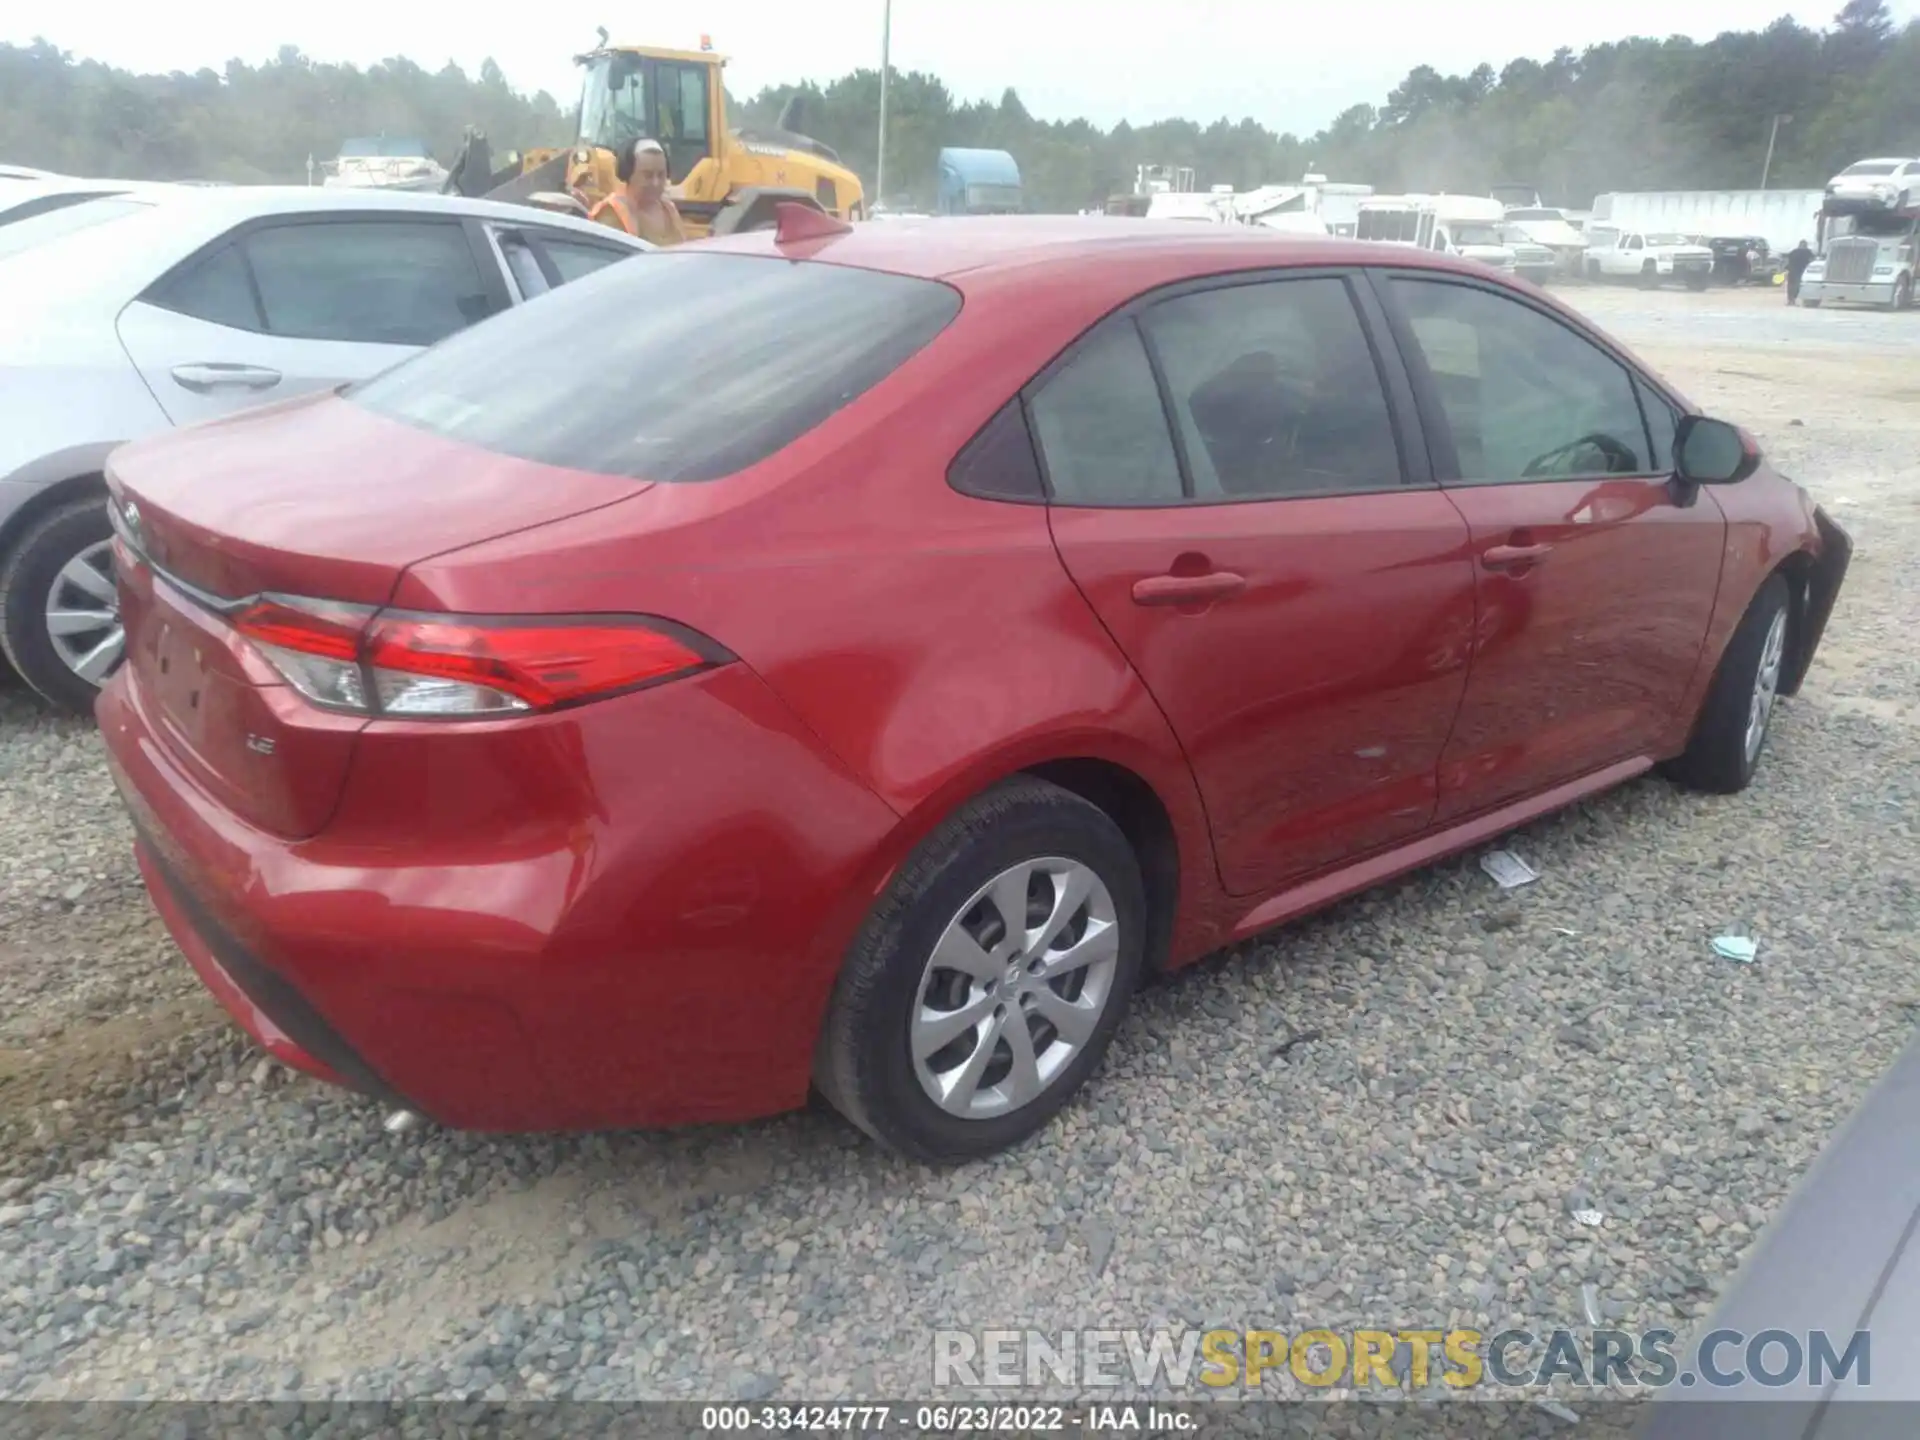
<box><xmin>348</xmin><ymin>251</ymin><xmax>962</xmax><ymax>483</ymax></box>
<box><xmin>0</xmin><ymin>189</ymin><xmax>127</xmax><ymax>228</ymax></box>
<box><xmin>0</xmin><ymin>197</ymin><xmax>149</xmax><ymax>260</ymax></box>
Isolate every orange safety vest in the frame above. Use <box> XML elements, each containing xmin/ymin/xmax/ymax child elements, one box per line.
<box><xmin>590</xmin><ymin>193</ymin><xmax>639</xmax><ymax>236</ymax></box>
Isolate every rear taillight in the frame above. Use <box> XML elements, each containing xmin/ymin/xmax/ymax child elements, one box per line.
<box><xmin>231</xmin><ymin>595</ymin><xmax>726</xmax><ymax>719</ymax></box>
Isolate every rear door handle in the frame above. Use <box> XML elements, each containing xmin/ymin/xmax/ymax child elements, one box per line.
<box><xmin>1131</xmin><ymin>571</ymin><xmax>1248</xmax><ymax>606</ymax></box>
<box><xmin>170</xmin><ymin>363</ymin><xmax>283</xmax><ymax>393</ymax></box>
<box><xmin>1482</xmin><ymin>542</ymin><xmax>1554</xmax><ymax>571</ymax></box>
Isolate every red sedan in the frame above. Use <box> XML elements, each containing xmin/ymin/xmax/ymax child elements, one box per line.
<box><xmin>97</xmin><ymin>212</ymin><xmax>1851</xmax><ymax>1162</ymax></box>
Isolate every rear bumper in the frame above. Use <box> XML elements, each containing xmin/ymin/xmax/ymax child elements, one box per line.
<box><xmin>98</xmin><ymin>659</ymin><xmax>903</xmax><ymax>1131</ymax></box>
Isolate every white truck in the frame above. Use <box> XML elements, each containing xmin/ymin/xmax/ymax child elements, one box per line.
<box><xmin>1355</xmin><ymin>194</ymin><xmax>1516</xmax><ymax>275</ymax></box>
<box><xmin>1801</xmin><ymin>157</ymin><xmax>1920</xmax><ymax>311</ymax></box>
<box><xmin>1501</xmin><ymin>206</ymin><xmax>1589</xmax><ymax>278</ymax></box>
<box><xmin>1579</xmin><ymin>224</ymin><xmax>1715</xmax><ymax>288</ymax></box>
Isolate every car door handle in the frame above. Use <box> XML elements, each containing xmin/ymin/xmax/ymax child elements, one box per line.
<box><xmin>170</xmin><ymin>363</ymin><xmax>283</xmax><ymax>393</ymax></box>
<box><xmin>1131</xmin><ymin>571</ymin><xmax>1248</xmax><ymax>606</ymax></box>
<box><xmin>1481</xmin><ymin>542</ymin><xmax>1554</xmax><ymax>571</ymax></box>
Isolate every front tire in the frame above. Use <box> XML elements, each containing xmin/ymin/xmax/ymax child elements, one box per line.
<box><xmin>815</xmin><ymin>777</ymin><xmax>1146</xmax><ymax>1163</ymax></box>
<box><xmin>0</xmin><ymin>498</ymin><xmax>121</xmax><ymax>716</ymax></box>
<box><xmin>1664</xmin><ymin>573</ymin><xmax>1791</xmax><ymax>795</ymax></box>
<box><xmin>1893</xmin><ymin>275</ymin><xmax>1913</xmax><ymax>312</ymax></box>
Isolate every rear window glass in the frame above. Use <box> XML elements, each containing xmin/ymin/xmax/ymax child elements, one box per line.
<box><xmin>347</xmin><ymin>251</ymin><xmax>962</xmax><ymax>483</ymax></box>
<box><xmin>0</xmin><ymin>197</ymin><xmax>149</xmax><ymax>260</ymax></box>
<box><xmin>0</xmin><ymin>189</ymin><xmax>126</xmax><ymax>228</ymax></box>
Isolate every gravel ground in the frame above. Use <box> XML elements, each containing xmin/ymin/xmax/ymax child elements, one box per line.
<box><xmin>0</xmin><ymin>284</ymin><xmax>1914</xmax><ymax>1406</ymax></box>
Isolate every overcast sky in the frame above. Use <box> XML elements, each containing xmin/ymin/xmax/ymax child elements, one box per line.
<box><xmin>9</xmin><ymin>0</ymin><xmax>1918</xmax><ymax>136</ymax></box>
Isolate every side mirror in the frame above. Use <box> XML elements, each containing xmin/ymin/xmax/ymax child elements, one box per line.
<box><xmin>1674</xmin><ymin>414</ymin><xmax>1761</xmax><ymax>485</ymax></box>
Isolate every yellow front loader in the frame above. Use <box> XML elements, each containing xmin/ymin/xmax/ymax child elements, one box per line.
<box><xmin>445</xmin><ymin>31</ymin><xmax>865</xmax><ymax>238</ymax></box>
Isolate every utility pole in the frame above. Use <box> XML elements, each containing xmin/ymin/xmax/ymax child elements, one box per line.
<box><xmin>1760</xmin><ymin>113</ymin><xmax>1791</xmax><ymax>190</ymax></box>
<box><xmin>876</xmin><ymin>0</ymin><xmax>892</xmax><ymax>209</ymax></box>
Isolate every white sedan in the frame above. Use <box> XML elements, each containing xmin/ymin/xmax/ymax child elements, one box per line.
<box><xmin>0</xmin><ymin>185</ymin><xmax>651</xmax><ymax>712</ymax></box>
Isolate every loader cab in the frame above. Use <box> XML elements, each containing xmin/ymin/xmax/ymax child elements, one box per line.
<box><xmin>577</xmin><ymin>47</ymin><xmax>723</xmax><ymax>186</ymax></box>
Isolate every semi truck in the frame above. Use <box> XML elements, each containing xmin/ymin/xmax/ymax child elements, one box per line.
<box><xmin>936</xmin><ymin>148</ymin><xmax>1023</xmax><ymax>215</ymax></box>
<box><xmin>1800</xmin><ymin>156</ymin><xmax>1920</xmax><ymax>311</ymax></box>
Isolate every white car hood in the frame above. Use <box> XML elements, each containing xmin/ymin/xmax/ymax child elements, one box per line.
<box><xmin>1649</xmin><ymin>244</ymin><xmax>1713</xmax><ymax>260</ymax></box>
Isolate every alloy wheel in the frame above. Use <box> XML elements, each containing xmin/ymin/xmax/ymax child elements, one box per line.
<box><xmin>1744</xmin><ymin>607</ymin><xmax>1788</xmax><ymax>765</ymax></box>
<box><xmin>911</xmin><ymin>856</ymin><xmax>1120</xmax><ymax>1121</ymax></box>
<box><xmin>43</xmin><ymin>538</ymin><xmax>123</xmax><ymax>687</ymax></box>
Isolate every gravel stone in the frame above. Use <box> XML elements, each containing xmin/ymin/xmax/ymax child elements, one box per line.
<box><xmin>0</xmin><ymin>285</ymin><xmax>1915</xmax><ymax>1402</ymax></box>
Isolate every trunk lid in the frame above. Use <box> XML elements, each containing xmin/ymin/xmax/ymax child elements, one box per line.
<box><xmin>109</xmin><ymin>392</ymin><xmax>649</xmax><ymax>838</ymax></box>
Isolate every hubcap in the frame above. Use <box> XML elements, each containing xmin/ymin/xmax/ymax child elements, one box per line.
<box><xmin>44</xmin><ymin>539</ymin><xmax>124</xmax><ymax>687</ymax></box>
<box><xmin>1745</xmin><ymin>608</ymin><xmax>1787</xmax><ymax>765</ymax></box>
<box><xmin>911</xmin><ymin>857</ymin><xmax>1120</xmax><ymax>1121</ymax></box>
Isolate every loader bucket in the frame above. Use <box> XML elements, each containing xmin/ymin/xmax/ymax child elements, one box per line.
<box><xmin>485</xmin><ymin>151</ymin><xmax>573</xmax><ymax>207</ymax></box>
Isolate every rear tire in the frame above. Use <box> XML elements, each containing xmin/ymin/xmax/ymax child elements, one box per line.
<box><xmin>1664</xmin><ymin>573</ymin><xmax>1792</xmax><ymax>795</ymax></box>
<box><xmin>815</xmin><ymin>777</ymin><xmax>1146</xmax><ymax>1163</ymax></box>
<box><xmin>0</xmin><ymin>498</ymin><xmax>118</xmax><ymax>717</ymax></box>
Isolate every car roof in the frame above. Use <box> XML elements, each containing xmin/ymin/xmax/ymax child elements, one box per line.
<box><xmin>104</xmin><ymin>183</ymin><xmax>652</xmax><ymax>244</ymax></box>
<box><xmin>697</xmin><ymin>214</ymin><xmax>1470</xmax><ymax>285</ymax></box>
<box><xmin>0</xmin><ymin>184</ymin><xmax>651</xmax><ymax>330</ymax></box>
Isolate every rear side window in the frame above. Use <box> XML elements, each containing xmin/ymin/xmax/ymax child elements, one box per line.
<box><xmin>246</xmin><ymin>221</ymin><xmax>492</xmax><ymax>346</ymax></box>
<box><xmin>147</xmin><ymin>219</ymin><xmax>495</xmax><ymax>347</ymax></box>
<box><xmin>536</xmin><ymin>235</ymin><xmax>632</xmax><ymax>285</ymax></box>
<box><xmin>347</xmin><ymin>251</ymin><xmax>961</xmax><ymax>483</ymax></box>
<box><xmin>149</xmin><ymin>242</ymin><xmax>263</xmax><ymax>330</ymax></box>
<box><xmin>1027</xmin><ymin>321</ymin><xmax>1182</xmax><ymax>506</ymax></box>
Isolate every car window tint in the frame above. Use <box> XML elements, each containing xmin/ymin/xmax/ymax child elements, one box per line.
<box><xmin>346</xmin><ymin>251</ymin><xmax>959</xmax><ymax>483</ymax></box>
<box><xmin>1141</xmin><ymin>277</ymin><xmax>1400</xmax><ymax>499</ymax></box>
<box><xmin>1391</xmin><ymin>279</ymin><xmax>1652</xmax><ymax>482</ymax></box>
<box><xmin>244</xmin><ymin>221</ymin><xmax>491</xmax><ymax>347</ymax></box>
<box><xmin>948</xmin><ymin>398</ymin><xmax>1045</xmax><ymax>501</ymax></box>
<box><xmin>496</xmin><ymin>233</ymin><xmax>550</xmax><ymax>299</ymax></box>
<box><xmin>1636</xmin><ymin>377</ymin><xmax>1679</xmax><ymax>471</ymax></box>
<box><xmin>1027</xmin><ymin>321</ymin><xmax>1182</xmax><ymax>506</ymax></box>
<box><xmin>537</xmin><ymin>236</ymin><xmax>632</xmax><ymax>285</ymax></box>
<box><xmin>147</xmin><ymin>242</ymin><xmax>264</xmax><ymax>331</ymax></box>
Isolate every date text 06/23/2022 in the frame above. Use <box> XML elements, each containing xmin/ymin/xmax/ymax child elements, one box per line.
<box><xmin>699</xmin><ymin>1404</ymin><xmax>1194</xmax><ymax>1433</ymax></box>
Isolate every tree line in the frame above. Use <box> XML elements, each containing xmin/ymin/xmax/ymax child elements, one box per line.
<box><xmin>3</xmin><ymin>1</ymin><xmax>1915</xmax><ymax>212</ymax></box>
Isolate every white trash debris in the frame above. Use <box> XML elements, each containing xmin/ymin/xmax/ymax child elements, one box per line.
<box><xmin>1572</xmin><ymin>1207</ymin><xmax>1604</xmax><ymax>1228</ymax></box>
<box><xmin>1582</xmin><ymin>1283</ymin><xmax>1602</xmax><ymax>1326</ymax></box>
<box><xmin>1712</xmin><ymin>935</ymin><xmax>1759</xmax><ymax>964</ymax></box>
<box><xmin>1534</xmin><ymin>1398</ymin><xmax>1581</xmax><ymax>1424</ymax></box>
<box><xmin>1480</xmin><ymin>850</ymin><xmax>1539</xmax><ymax>889</ymax></box>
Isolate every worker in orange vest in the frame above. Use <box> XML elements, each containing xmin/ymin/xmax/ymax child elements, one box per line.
<box><xmin>592</xmin><ymin>138</ymin><xmax>688</xmax><ymax>246</ymax></box>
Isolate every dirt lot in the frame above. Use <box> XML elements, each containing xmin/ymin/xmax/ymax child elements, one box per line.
<box><xmin>0</xmin><ymin>282</ymin><xmax>1914</xmax><ymax>1402</ymax></box>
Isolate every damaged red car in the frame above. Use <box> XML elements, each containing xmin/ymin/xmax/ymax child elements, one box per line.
<box><xmin>98</xmin><ymin>212</ymin><xmax>1851</xmax><ymax>1162</ymax></box>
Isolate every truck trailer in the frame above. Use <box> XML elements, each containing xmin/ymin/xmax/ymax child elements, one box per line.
<box><xmin>1589</xmin><ymin>189</ymin><xmax>1825</xmax><ymax>266</ymax></box>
